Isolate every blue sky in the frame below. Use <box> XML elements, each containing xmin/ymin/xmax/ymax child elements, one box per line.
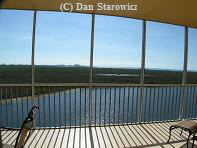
<box><xmin>0</xmin><ymin>9</ymin><xmax>196</xmax><ymax>71</ymax></box>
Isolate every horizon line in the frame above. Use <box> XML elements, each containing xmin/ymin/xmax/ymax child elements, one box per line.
<box><xmin>1</xmin><ymin>64</ymin><xmax>197</xmax><ymax>72</ymax></box>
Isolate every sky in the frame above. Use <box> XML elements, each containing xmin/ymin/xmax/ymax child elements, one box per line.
<box><xmin>0</xmin><ymin>9</ymin><xmax>197</xmax><ymax>71</ymax></box>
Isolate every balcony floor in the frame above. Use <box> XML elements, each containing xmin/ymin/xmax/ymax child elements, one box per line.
<box><xmin>1</xmin><ymin>121</ymin><xmax>197</xmax><ymax>148</ymax></box>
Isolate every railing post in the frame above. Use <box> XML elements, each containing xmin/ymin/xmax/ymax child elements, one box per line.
<box><xmin>179</xmin><ymin>27</ymin><xmax>188</xmax><ymax>120</ymax></box>
<box><xmin>31</xmin><ymin>10</ymin><xmax>37</xmax><ymax>128</ymax></box>
<box><xmin>89</xmin><ymin>13</ymin><xmax>95</xmax><ymax>127</ymax></box>
<box><xmin>138</xmin><ymin>20</ymin><xmax>146</xmax><ymax>123</ymax></box>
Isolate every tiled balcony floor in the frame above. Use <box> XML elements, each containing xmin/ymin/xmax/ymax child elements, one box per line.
<box><xmin>1</xmin><ymin>121</ymin><xmax>197</xmax><ymax>148</ymax></box>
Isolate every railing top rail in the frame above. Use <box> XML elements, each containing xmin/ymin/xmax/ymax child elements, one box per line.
<box><xmin>0</xmin><ymin>83</ymin><xmax>196</xmax><ymax>87</ymax></box>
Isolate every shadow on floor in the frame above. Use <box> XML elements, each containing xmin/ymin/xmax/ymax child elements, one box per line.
<box><xmin>1</xmin><ymin>121</ymin><xmax>197</xmax><ymax>148</ymax></box>
<box><xmin>180</xmin><ymin>142</ymin><xmax>197</xmax><ymax>148</ymax></box>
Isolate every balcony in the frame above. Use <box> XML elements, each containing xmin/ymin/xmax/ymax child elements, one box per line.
<box><xmin>1</xmin><ymin>122</ymin><xmax>197</xmax><ymax>147</ymax></box>
<box><xmin>0</xmin><ymin>6</ymin><xmax>197</xmax><ymax>148</ymax></box>
<box><xmin>0</xmin><ymin>84</ymin><xmax>197</xmax><ymax>147</ymax></box>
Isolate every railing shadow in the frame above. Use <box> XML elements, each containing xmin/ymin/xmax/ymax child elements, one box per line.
<box><xmin>1</xmin><ymin>121</ymin><xmax>197</xmax><ymax>148</ymax></box>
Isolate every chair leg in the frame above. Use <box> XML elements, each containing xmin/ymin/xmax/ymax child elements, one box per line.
<box><xmin>187</xmin><ymin>134</ymin><xmax>191</xmax><ymax>148</ymax></box>
<box><xmin>192</xmin><ymin>136</ymin><xmax>195</xmax><ymax>148</ymax></box>
<box><xmin>192</xmin><ymin>134</ymin><xmax>196</xmax><ymax>148</ymax></box>
<box><xmin>167</xmin><ymin>126</ymin><xmax>173</xmax><ymax>143</ymax></box>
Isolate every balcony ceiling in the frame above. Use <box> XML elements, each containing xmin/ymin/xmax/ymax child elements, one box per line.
<box><xmin>1</xmin><ymin>0</ymin><xmax>197</xmax><ymax>28</ymax></box>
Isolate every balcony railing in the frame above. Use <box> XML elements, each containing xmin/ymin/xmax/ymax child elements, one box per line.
<box><xmin>0</xmin><ymin>84</ymin><xmax>197</xmax><ymax>129</ymax></box>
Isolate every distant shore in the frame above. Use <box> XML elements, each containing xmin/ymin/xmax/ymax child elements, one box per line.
<box><xmin>0</xmin><ymin>64</ymin><xmax>196</xmax><ymax>84</ymax></box>
<box><xmin>0</xmin><ymin>65</ymin><xmax>196</xmax><ymax>99</ymax></box>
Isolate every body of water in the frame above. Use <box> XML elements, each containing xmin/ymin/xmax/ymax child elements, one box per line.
<box><xmin>0</xmin><ymin>86</ymin><xmax>196</xmax><ymax>128</ymax></box>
